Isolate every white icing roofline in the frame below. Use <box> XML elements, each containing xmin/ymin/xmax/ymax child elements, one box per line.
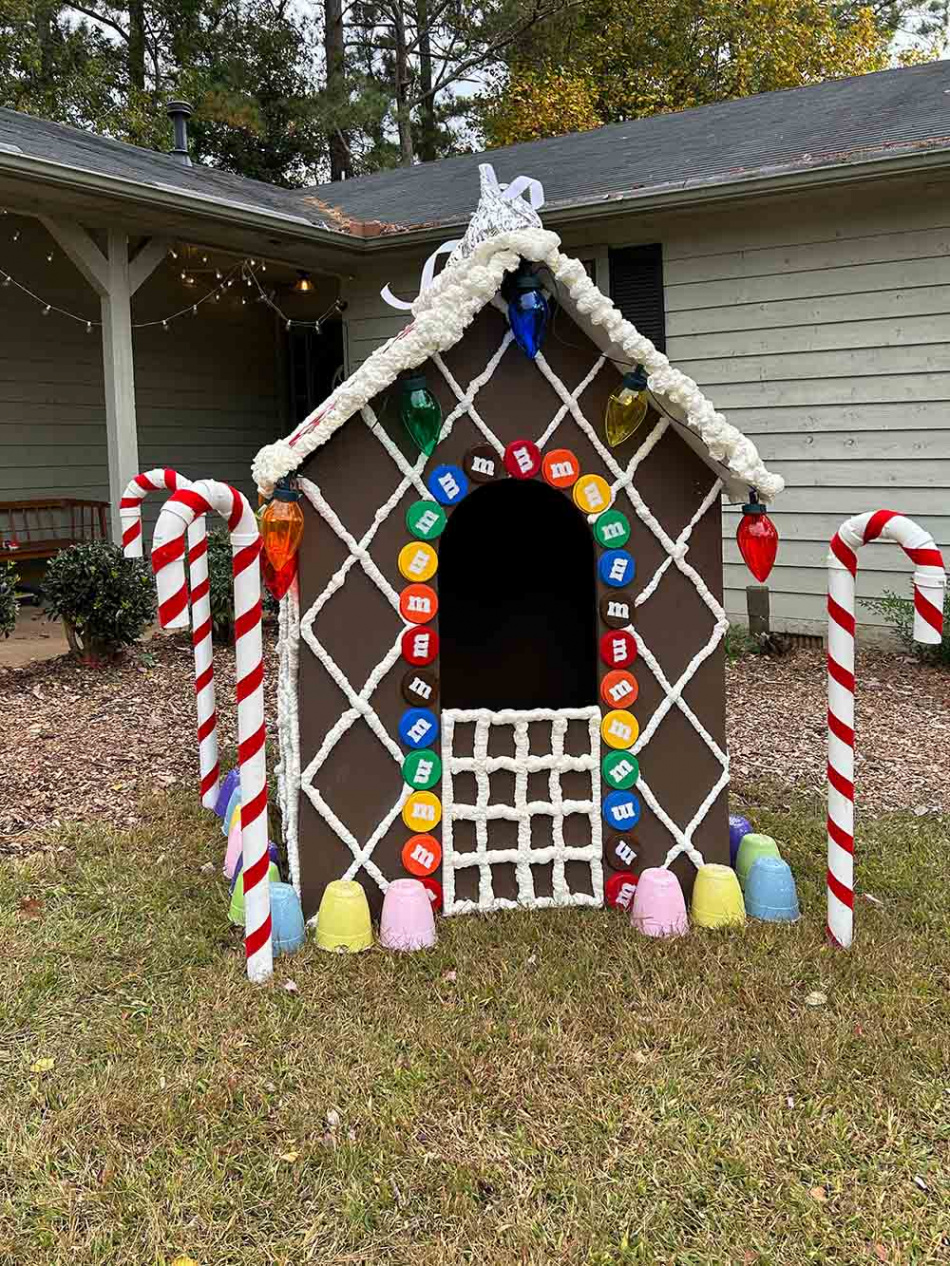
<box><xmin>252</xmin><ymin>226</ymin><xmax>784</xmax><ymax>505</ymax></box>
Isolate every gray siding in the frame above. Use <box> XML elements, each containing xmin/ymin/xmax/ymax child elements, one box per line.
<box><xmin>0</xmin><ymin>216</ymin><xmax>283</xmax><ymax>536</ymax></box>
<box><xmin>341</xmin><ymin>173</ymin><xmax>950</xmax><ymax>636</ymax></box>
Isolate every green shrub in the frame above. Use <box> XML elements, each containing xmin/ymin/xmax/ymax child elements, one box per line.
<box><xmin>0</xmin><ymin>560</ymin><xmax>18</xmax><ymax>638</ymax></box>
<box><xmin>44</xmin><ymin>541</ymin><xmax>155</xmax><ymax>663</ymax></box>
<box><xmin>862</xmin><ymin>586</ymin><xmax>950</xmax><ymax>666</ymax></box>
<box><xmin>207</xmin><ymin>528</ymin><xmax>278</xmax><ymax>643</ymax></box>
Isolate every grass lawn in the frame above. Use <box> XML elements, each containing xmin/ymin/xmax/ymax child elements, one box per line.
<box><xmin>2</xmin><ymin>794</ymin><xmax>949</xmax><ymax>1265</ymax></box>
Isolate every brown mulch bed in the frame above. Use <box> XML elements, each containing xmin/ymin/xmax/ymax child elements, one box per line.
<box><xmin>1</xmin><ymin>633</ymin><xmax>948</xmax><ymax>856</ymax></box>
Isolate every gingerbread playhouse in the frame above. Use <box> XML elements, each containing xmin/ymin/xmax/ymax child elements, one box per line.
<box><xmin>253</xmin><ymin>165</ymin><xmax>784</xmax><ymax>923</ymax></box>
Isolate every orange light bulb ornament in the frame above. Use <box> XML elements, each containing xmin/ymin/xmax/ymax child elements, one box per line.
<box><xmin>736</xmin><ymin>490</ymin><xmax>779</xmax><ymax>583</ymax></box>
<box><xmin>260</xmin><ymin>478</ymin><xmax>304</xmax><ymax>572</ymax></box>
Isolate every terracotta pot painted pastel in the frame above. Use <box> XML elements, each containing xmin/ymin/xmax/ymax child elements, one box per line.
<box><xmin>736</xmin><ymin>833</ymin><xmax>781</xmax><ymax>890</ymax></box>
<box><xmin>745</xmin><ymin>856</ymin><xmax>800</xmax><ymax>923</ymax></box>
<box><xmin>630</xmin><ymin>867</ymin><xmax>688</xmax><ymax>938</ymax></box>
<box><xmin>379</xmin><ymin>878</ymin><xmax>437</xmax><ymax>951</ymax></box>
<box><xmin>690</xmin><ymin>863</ymin><xmax>745</xmax><ymax>929</ymax></box>
<box><xmin>316</xmin><ymin>879</ymin><xmax>374</xmax><ymax>953</ymax></box>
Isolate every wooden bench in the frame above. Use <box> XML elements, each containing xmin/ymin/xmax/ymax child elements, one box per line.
<box><xmin>0</xmin><ymin>498</ymin><xmax>110</xmax><ymax>563</ymax></box>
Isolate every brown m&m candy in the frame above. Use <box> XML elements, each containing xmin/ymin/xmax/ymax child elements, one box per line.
<box><xmin>464</xmin><ymin>444</ymin><xmax>503</xmax><ymax>483</ymax></box>
<box><xmin>402</xmin><ymin>667</ymin><xmax>439</xmax><ymax>708</ymax></box>
<box><xmin>600</xmin><ymin>592</ymin><xmax>633</xmax><ymax>629</ymax></box>
<box><xmin>605</xmin><ymin>833</ymin><xmax>639</xmax><ymax>872</ymax></box>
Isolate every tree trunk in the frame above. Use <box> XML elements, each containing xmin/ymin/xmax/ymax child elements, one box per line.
<box><xmin>415</xmin><ymin>0</ymin><xmax>438</xmax><ymax>162</ymax></box>
<box><xmin>392</xmin><ymin>0</ymin><xmax>414</xmax><ymax>166</ymax></box>
<box><xmin>128</xmin><ymin>0</ymin><xmax>146</xmax><ymax>91</ymax></box>
<box><xmin>324</xmin><ymin>0</ymin><xmax>352</xmax><ymax>180</ymax></box>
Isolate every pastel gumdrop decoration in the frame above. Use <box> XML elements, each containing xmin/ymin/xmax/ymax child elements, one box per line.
<box><xmin>745</xmin><ymin>857</ymin><xmax>800</xmax><ymax>923</ymax></box>
<box><xmin>229</xmin><ymin>840</ymin><xmax>280</xmax><ymax>889</ymax></box>
<box><xmin>690</xmin><ymin>863</ymin><xmax>745</xmax><ymax>929</ymax></box>
<box><xmin>630</xmin><ymin>868</ymin><xmax>689</xmax><ymax>938</ymax></box>
<box><xmin>228</xmin><ymin>862</ymin><xmax>279</xmax><ymax>925</ymax></box>
<box><xmin>270</xmin><ymin>882</ymin><xmax>306</xmax><ymax>955</ymax></box>
<box><xmin>736</xmin><ymin>833</ymin><xmax>781</xmax><ymax>890</ymax></box>
<box><xmin>729</xmin><ymin>814</ymin><xmax>753</xmax><ymax>867</ymax></box>
<box><xmin>221</xmin><ymin>784</ymin><xmax>241</xmax><ymax>836</ymax></box>
<box><xmin>315</xmin><ymin>879</ymin><xmax>373</xmax><ymax>953</ymax></box>
<box><xmin>213</xmin><ymin>767</ymin><xmax>240</xmax><ymax>819</ymax></box>
<box><xmin>379</xmin><ymin>878</ymin><xmax>437</xmax><ymax>952</ymax></box>
<box><xmin>224</xmin><ymin>817</ymin><xmax>243</xmax><ymax>878</ymax></box>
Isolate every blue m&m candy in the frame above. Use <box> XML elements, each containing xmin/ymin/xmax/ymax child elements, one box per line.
<box><xmin>399</xmin><ymin>707</ymin><xmax>439</xmax><ymax>750</ymax></box>
<box><xmin>598</xmin><ymin>549</ymin><xmax>636</xmax><ymax>588</ymax></box>
<box><xmin>603</xmin><ymin>789</ymin><xmax>641</xmax><ymax>831</ymax></box>
<box><xmin>427</xmin><ymin>464</ymin><xmax>468</xmax><ymax>506</ymax></box>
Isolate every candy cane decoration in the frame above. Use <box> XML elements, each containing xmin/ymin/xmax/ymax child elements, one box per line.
<box><xmin>827</xmin><ymin>510</ymin><xmax>946</xmax><ymax>948</ymax></box>
<box><xmin>119</xmin><ymin>468</ymin><xmax>219</xmax><ymax>809</ymax></box>
<box><xmin>153</xmin><ymin>480</ymin><xmax>272</xmax><ymax>983</ymax></box>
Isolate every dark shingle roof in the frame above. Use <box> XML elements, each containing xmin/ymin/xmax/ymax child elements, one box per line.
<box><xmin>299</xmin><ymin>61</ymin><xmax>950</xmax><ymax>228</ymax></box>
<box><xmin>0</xmin><ymin>108</ymin><xmax>332</xmax><ymax>227</ymax></box>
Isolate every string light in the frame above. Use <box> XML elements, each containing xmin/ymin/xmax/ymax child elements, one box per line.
<box><xmin>46</xmin><ymin>251</ymin><xmax>53</xmax><ymax>262</ymax></box>
<box><xmin>0</xmin><ymin>243</ymin><xmax>346</xmax><ymax>334</ymax></box>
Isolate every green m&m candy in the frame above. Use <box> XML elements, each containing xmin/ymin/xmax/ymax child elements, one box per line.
<box><xmin>594</xmin><ymin>509</ymin><xmax>630</xmax><ymax>549</ymax></box>
<box><xmin>406</xmin><ymin>500</ymin><xmax>447</xmax><ymax>541</ymax></box>
<box><xmin>602</xmin><ymin>749</ymin><xmax>639</xmax><ymax>790</ymax></box>
<box><xmin>402</xmin><ymin>748</ymin><xmax>442</xmax><ymax>790</ymax></box>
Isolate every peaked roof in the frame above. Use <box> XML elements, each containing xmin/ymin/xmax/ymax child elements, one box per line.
<box><xmin>300</xmin><ymin>61</ymin><xmax>950</xmax><ymax>230</ymax></box>
<box><xmin>252</xmin><ymin>165</ymin><xmax>784</xmax><ymax>504</ymax></box>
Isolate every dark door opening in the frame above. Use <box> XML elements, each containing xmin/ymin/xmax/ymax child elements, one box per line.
<box><xmin>439</xmin><ymin>480</ymin><xmax>598</xmax><ymax>711</ymax></box>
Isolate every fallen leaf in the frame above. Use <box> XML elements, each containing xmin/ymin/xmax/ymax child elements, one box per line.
<box><xmin>810</xmin><ymin>1186</ymin><xmax>828</xmax><ymax>1203</ymax></box>
<box><xmin>280</xmin><ymin>1151</ymin><xmax>300</xmax><ymax>1163</ymax></box>
<box><xmin>913</xmin><ymin>1175</ymin><xmax>929</xmax><ymax>1192</ymax></box>
<box><xmin>442</xmin><ymin>970</ymin><xmax>457</xmax><ymax>983</ymax></box>
<box><xmin>283</xmin><ymin>980</ymin><xmax>299</xmax><ymax>993</ymax></box>
<box><xmin>854</xmin><ymin>1024</ymin><xmax>864</xmax><ymax>1037</ymax></box>
<box><xmin>326</xmin><ymin>1108</ymin><xmax>340</xmax><ymax>1130</ymax></box>
<box><xmin>18</xmin><ymin>896</ymin><xmax>44</xmax><ymax>918</ymax></box>
<box><xmin>170</xmin><ymin>1257</ymin><xmax>199</xmax><ymax>1266</ymax></box>
<box><xmin>786</xmin><ymin>1095</ymin><xmax>795</xmax><ymax>1108</ymax></box>
<box><xmin>30</xmin><ymin>1057</ymin><xmax>54</xmax><ymax>1074</ymax></box>
<box><xmin>872</xmin><ymin>1246</ymin><xmax>888</xmax><ymax>1262</ymax></box>
<box><xmin>862</xmin><ymin>893</ymin><xmax>884</xmax><ymax>906</ymax></box>
<box><xmin>805</xmin><ymin>991</ymin><xmax>827</xmax><ymax>1007</ymax></box>
<box><xmin>199</xmin><ymin>861</ymin><xmax>215</xmax><ymax>874</ymax></box>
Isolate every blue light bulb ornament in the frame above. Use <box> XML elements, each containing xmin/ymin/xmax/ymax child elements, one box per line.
<box><xmin>508</xmin><ymin>269</ymin><xmax>548</xmax><ymax>359</ymax></box>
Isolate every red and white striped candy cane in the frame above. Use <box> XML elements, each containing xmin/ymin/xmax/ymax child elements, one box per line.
<box><xmin>827</xmin><ymin>510</ymin><xmax>946</xmax><ymax>948</ymax></box>
<box><xmin>153</xmin><ymin>480</ymin><xmax>272</xmax><ymax>984</ymax></box>
<box><xmin>119</xmin><ymin>468</ymin><xmax>219</xmax><ymax>810</ymax></box>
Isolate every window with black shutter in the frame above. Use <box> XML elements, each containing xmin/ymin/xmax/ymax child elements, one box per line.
<box><xmin>287</xmin><ymin>320</ymin><xmax>346</xmax><ymax>421</ymax></box>
<box><xmin>608</xmin><ymin>244</ymin><xmax>666</xmax><ymax>353</ymax></box>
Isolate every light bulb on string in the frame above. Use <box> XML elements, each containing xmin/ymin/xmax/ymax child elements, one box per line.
<box><xmin>42</xmin><ymin>305</ymin><xmax>50</xmax><ymax>316</ymax></box>
<box><xmin>399</xmin><ymin>373</ymin><xmax>442</xmax><ymax>456</ymax></box>
<box><xmin>162</xmin><ymin>320</ymin><xmax>169</xmax><ymax>332</ymax></box>
<box><xmin>506</xmin><ymin>263</ymin><xmax>548</xmax><ymax>359</ymax></box>
<box><xmin>46</xmin><ymin>252</ymin><xmax>53</xmax><ymax>262</ymax></box>
<box><xmin>192</xmin><ymin>305</ymin><xmax>198</xmax><ymax>316</ymax></box>
<box><xmin>86</xmin><ymin>321</ymin><xmax>92</xmax><ymax>334</ymax></box>
<box><xmin>259</xmin><ymin>477</ymin><xmax>304</xmax><ymax>572</ymax></box>
<box><xmin>605</xmin><ymin>365</ymin><xmax>649</xmax><ymax>447</ymax></box>
<box><xmin>12</xmin><ymin>230</ymin><xmax>20</xmax><ymax>241</ymax></box>
<box><xmin>1</xmin><ymin>274</ymin><xmax>9</xmax><ymax>287</ymax></box>
<box><xmin>736</xmin><ymin>489</ymin><xmax>779</xmax><ymax>582</ymax></box>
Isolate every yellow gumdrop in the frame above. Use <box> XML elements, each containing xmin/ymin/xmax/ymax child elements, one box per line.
<box><xmin>601</xmin><ymin>709</ymin><xmax>639</xmax><ymax>750</ymax></box>
<box><xmin>403</xmin><ymin>790</ymin><xmax>442</xmax><ymax>832</ymax></box>
<box><xmin>398</xmin><ymin>541</ymin><xmax>438</xmax><ymax>582</ymax></box>
<box><xmin>691</xmin><ymin>863</ymin><xmax>746</xmax><ymax>929</ymax></box>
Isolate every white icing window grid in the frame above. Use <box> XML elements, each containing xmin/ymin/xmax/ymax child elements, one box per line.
<box><xmin>282</xmin><ymin>316</ymin><xmax>727</xmax><ymax>899</ymax></box>
<box><xmin>441</xmin><ymin>708</ymin><xmax>603</xmax><ymax>915</ymax></box>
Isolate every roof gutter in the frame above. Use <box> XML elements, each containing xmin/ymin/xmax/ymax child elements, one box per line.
<box><xmin>359</xmin><ymin>142</ymin><xmax>950</xmax><ymax>251</ymax></box>
<box><xmin>0</xmin><ymin>146</ymin><xmax>364</xmax><ymax>261</ymax></box>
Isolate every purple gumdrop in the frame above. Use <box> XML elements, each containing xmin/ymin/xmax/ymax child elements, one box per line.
<box><xmin>729</xmin><ymin>814</ymin><xmax>753</xmax><ymax>868</ymax></box>
<box><xmin>213</xmin><ymin>767</ymin><xmax>240</xmax><ymax>819</ymax></box>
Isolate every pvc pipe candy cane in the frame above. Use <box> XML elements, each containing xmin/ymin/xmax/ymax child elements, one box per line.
<box><xmin>153</xmin><ymin>479</ymin><xmax>272</xmax><ymax>983</ymax></box>
<box><xmin>827</xmin><ymin>510</ymin><xmax>946</xmax><ymax>948</ymax></box>
<box><xmin>120</xmin><ymin>468</ymin><xmax>220</xmax><ymax>809</ymax></box>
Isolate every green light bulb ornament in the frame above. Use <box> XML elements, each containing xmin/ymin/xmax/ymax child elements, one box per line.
<box><xmin>399</xmin><ymin>373</ymin><xmax>443</xmax><ymax>456</ymax></box>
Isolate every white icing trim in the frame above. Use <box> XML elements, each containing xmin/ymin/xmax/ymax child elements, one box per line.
<box><xmin>440</xmin><ymin>707</ymin><xmax>603</xmax><ymax>915</ymax></box>
<box><xmin>252</xmin><ymin>225</ymin><xmax>783</xmax><ymax>503</ymax></box>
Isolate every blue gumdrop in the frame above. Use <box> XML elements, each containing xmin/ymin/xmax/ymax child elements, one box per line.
<box><xmin>745</xmin><ymin>856</ymin><xmax>800</xmax><ymax>923</ymax></box>
<box><xmin>270</xmin><ymin>881</ymin><xmax>306</xmax><ymax>956</ymax></box>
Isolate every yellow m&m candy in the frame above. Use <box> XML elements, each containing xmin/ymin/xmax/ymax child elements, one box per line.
<box><xmin>601</xmin><ymin>709</ymin><xmax>639</xmax><ymax>750</ymax></box>
<box><xmin>403</xmin><ymin>790</ymin><xmax>442</xmax><ymax>832</ymax></box>
<box><xmin>398</xmin><ymin>541</ymin><xmax>438</xmax><ymax>582</ymax></box>
<box><xmin>573</xmin><ymin>474</ymin><xmax>612</xmax><ymax>515</ymax></box>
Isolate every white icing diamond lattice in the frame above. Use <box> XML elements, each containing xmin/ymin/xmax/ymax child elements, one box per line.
<box><xmin>285</xmin><ymin>319</ymin><xmax>728</xmax><ymax>904</ymax></box>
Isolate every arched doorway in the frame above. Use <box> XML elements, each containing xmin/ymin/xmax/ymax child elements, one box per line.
<box><xmin>438</xmin><ymin>479</ymin><xmax>598</xmax><ymax>711</ymax></box>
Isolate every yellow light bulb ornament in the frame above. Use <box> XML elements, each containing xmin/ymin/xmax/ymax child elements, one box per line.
<box><xmin>605</xmin><ymin>366</ymin><xmax>650</xmax><ymax>448</ymax></box>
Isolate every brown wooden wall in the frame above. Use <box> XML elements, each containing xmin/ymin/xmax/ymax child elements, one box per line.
<box><xmin>295</xmin><ymin>304</ymin><xmax>728</xmax><ymax>920</ymax></box>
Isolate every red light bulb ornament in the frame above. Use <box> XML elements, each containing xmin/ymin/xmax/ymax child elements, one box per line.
<box><xmin>260</xmin><ymin>477</ymin><xmax>304</xmax><ymax>572</ymax></box>
<box><xmin>736</xmin><ymin>490</ymin><xmax>779</xmax><ymax>583</ymax></box>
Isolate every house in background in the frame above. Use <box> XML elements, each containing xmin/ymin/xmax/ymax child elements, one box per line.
<box><xmin>2</xmin><ymin>62</ymin><xmax>950</xmax><ymax>636</ymax></box>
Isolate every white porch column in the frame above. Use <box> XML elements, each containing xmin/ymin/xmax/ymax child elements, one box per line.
<box><xmin>40</xmin><ymin>219</ymin><xmax>167</xmax><ymax>542</ymax></box>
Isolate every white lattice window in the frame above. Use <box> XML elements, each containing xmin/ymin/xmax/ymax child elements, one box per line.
<box><xmin>441</xmin><ymin>707</ymin><xmax>603</xmax><ymax>914</ymax></box>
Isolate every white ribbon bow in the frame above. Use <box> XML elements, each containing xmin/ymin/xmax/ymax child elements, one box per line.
<box><xmin>380</xmin><ymin>165</ymin><xmax>545</xmax><ymax>313</ymax></box>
